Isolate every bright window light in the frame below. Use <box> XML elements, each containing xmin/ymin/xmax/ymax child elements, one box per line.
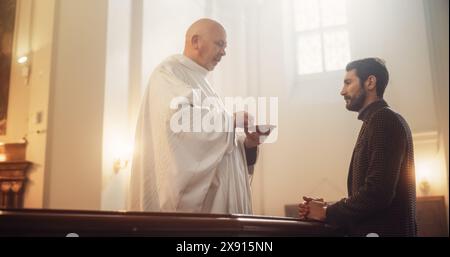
<box><xmin>294</xmin><ymin>0</ymin><xmax>320</xmax><ymax>31</ymax></box>
<box><xmin>297</xmin><ymin>33</ymin><xmax>322</xmax><ymax>74</ymax></box>
<box><xmin>320</xmin><ymin>0</ymin><xmax>347</xmax><ymax>27</ymax></box>
<box><xmin>323</xmin><ymin>29</ymin><xmax>351</xmax><ymax>71</ymax></box>
<box><xmin>293</xmin><ymin>0</ymin><xmax>351</xmax><ymax>75</ymax></box>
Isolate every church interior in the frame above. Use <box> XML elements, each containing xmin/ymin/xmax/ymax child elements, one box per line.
<box><xmin>0</xmin><ymin>0</ymin><xmax>448</xmax><ymax>237</ymax></box>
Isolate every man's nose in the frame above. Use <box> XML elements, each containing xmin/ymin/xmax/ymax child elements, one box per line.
<box><xmin>221</xmin><ymin>48</ymin><xmax>226</xmax><ymax>57</ymax></box>
<box><xmin>340</xmin><ymin>87</ymin><xmax>346</xmax><ymax>96</ymax></box>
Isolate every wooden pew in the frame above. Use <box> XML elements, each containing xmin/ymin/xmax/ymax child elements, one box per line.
<box><xmin>0</xmin><ymin>208</ymin><xmax>341</xmax><ymax>237</ymax></box>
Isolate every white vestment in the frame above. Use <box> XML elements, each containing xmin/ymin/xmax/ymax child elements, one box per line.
<box><xmin>128</xmin><ymin>54</ymin><xmax>253</xmax><ymax>214</ymax></box>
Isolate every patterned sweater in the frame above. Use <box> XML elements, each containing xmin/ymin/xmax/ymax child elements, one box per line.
<box><xmin>326</xmin><ymin>100</ymin><xmax>417</xmax><ymax>237</ymax></box>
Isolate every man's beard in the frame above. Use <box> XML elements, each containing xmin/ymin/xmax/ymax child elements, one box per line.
<box><xmin>345</xmin><ymin>87</ymin><xmax>366</xmax><ymax>112</ymax></box>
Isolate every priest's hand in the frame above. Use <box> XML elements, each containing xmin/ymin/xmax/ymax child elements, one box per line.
<box><xmin>233</xmin><ymin>111</ymin><xmax>272</xmax><ymax>148</ymax></box>
<box><xmin>244</xmin><ymin>125</ymin><xmax>273</xmax><ymax>148</ymax></box>
<box><xmin>233</xmin><ymin>111</ymin><xmax>254</xmax><ymax>129</ymax></box>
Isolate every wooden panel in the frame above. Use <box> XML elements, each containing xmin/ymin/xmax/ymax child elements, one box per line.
<box><xmin>2</xmin><ymin>143</ymin><xmax>27</xmax><ymax>161</ymax></box>
<box><xmin>0</xmin><ymin>161</ymin><xmax>31</xmax><ymax>208</ymax></box>
<box><xmin>416</xmin><ymin>196</ymin><xmax>448</xmax><ymax>237</ymax></box>
<box><xmin>0</xmin><ymin>0</ymin><xmax>17</xmax><ymax>135</ymax></box>
<box><xmin>0</xmin><ymin>208</ymin><xmax>342</xmax><ymax>237</ymax></box>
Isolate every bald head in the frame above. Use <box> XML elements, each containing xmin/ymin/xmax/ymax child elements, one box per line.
<box><xmin>185</xmin><ymin>19</ymin><xmax>225</xmax><ymax>42</ymax></box>
<box><xmin>183</xmin><ymin>19</ymin><xmax>227</xmax><ymax>71</ymax></box>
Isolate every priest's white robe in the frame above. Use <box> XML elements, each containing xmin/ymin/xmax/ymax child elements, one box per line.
<box><xmin>128</xmin><ymin>54</ymin><xmax>253</xmax><ymax>214</ymax></box>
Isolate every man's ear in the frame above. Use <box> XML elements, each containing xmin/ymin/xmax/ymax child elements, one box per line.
<box><xmin>365</xmin><ymin>75</ymin><xmax>377</xmax><ymax>92</ymax></box>
<box><xmin>191</xmin><ymin>35</ymin><xmax>200</xmax><ymax>50</ymax></box>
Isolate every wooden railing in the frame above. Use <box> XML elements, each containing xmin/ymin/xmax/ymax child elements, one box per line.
<box><xmin>0</xmin><ymin>208</ymin><xmax>341</xmax><ymax>237</ymax></box>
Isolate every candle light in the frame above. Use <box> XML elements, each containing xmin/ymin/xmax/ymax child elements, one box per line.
<box><xmin>0</xmin><ymin>142</ymin><xmax>5</xmax><ymax>161</ymax></box>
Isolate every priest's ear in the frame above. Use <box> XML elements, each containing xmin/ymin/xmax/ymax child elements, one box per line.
<box><xmin>191</xmin><ymin>34</ymin><xmax>200</xmax><ymax>50</ymax></box>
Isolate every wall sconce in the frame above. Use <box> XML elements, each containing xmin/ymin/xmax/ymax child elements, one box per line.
<box><xmin>17</xmin><ymin>55</ymin><xmax>31</xmax><ymax>85</ymax></box>
<box><xmin>416</xmin><ymin>161</ymin><xmax>432</xmax><ymax>195</ymax></box>
<box><xmin>109</xmin><ymin>138</ymin><xmax>133</xmax><ymax>173</ymax></box>
<box><xmin>419</xmin><ymin>179</ymin><xmax>430</xmax><ymax>195</ymax></box>
<box><xmin>113</xmin><ymin>158</ymin><xmax>129</xmax><ymax>173</ymax></box>
<box><xmin>17</xmin><ymin>56</ymin><xmax>28</xmax><ymax>64</ymax></box>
